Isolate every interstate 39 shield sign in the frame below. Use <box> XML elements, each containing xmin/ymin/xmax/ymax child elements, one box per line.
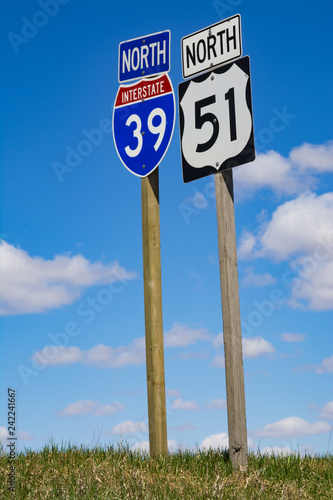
<box><xmin>178</xmin><ymin>56</ymin><xmax>255</xmax><ymax>183</ymax></box>
<box><xmin>113</xmin><ymin>73</ymin><xmax>175</xmax><ymax>177</ymax></box>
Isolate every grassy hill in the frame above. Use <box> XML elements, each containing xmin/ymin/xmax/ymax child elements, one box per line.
<box><xmin>0</xmin><ymin>443</ymin><xmax>332</xmax><ymax>499</ymax></box>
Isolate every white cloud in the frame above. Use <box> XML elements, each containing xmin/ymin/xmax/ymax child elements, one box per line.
<box><xmin>59</xmin><ymin>400</ymin><xmax>124</xmax><ymax>417</ymax></box>
<box><xmin>200</xmin><ymin>433</ymin><xmax>254</xmax><ymax>451</ymax></box>
<box><xmin>166</xmin><ymin>389</ymin><xmax>181</xmax><ymax>398</ymax></box>
<box><xmin>295</xmin><ymin>357</ymin><xmax>333</xmax><ymax>375</ymax></box>
<box><xmin>111</xmin><ymin>420</ymin><xmax>148</xmax><ymax>435</ymax></box>
<box><xmin>59</xmin><ymin>400</ymin><xmax>99</xmax><ymax>417</ymax></box>
<box><xmin>238</xmin><ymin>192</ymin><xmax>333</xmax><ymax>310</ymax></box>
<box><xmin>234</xmin><ymin>150</ymin><xmax>307</xmax><ymax>197</ymax></box>
<box><xmin>167</xmin><ymin>440</ymin><xmax>179</xmax><ymax>453</ymax></box>
<box><xmin>319</xmin><ymin>401</ymin><xmax>333</xmax><ymax>420</ymax></box>
<box><xmin>131</xmin><ymin>439</ymin><xmax>178</xmax><ymax>454</ymax></box>
<box><xmin>32</xmin><ymin>346</ymin><xmax>83</xmax><ymax>366</ymax></box>
<box><xmin>200</xmin><ymin>432</ymin><xmax>229</xmax><ymax>450</ymax></box>
<box><xmin>0</xmin><ymin>426</ymin><xmax>9</xmax><ymax>443</ymax></box>
<box><xmin>234</xmin><ymin>142</ymin><xmax>333</xmax><ymax>199</ymax></box>
<box><xmin>210</xmin><ymin>332</ymin><xmax>223</xmax><ymax>366</ymax></box>
<box><xmin>289</xmin><ymin>141</ymin><xmax>333</xmax><ymax>172</ymax></box>
<box><xmin>164</xmin><ymin>322</ymin><xmax>211</xmax><ymax>347</ymax></box>
<box><xmin>239</xmin><ymin>192</ymin><xmax>333</xmax><ymax>261</ymax></box>
<box><xmin>205</xmin><ymin>398</ymin><xmax>227</xmax><ymax>410</ymax></box>
<box><xmin>0</xmin><ymin>240</ymin><xmax>137</xmax><ymax>315</ymax></box>
<box><xmin>260</xmin><ymin>445</ymin><xmax>315</xmax><ymax>458</ymax></box>
<box><xmin>280</xmin><ymin>333</ymin><xmax>305</xmax><ymax>343</ymax></box>
<box><xmin>17</xmin><ymin>431</ymin><xmax>33</xmax><ymax>441</ymax></box>
<box><xmin>84</xmin><ymin>339</ymin><xmax>146</xmax><ymax>368</ymax></box>
<box><xmin>93</xmin><ymin>402</ymin><xmax>125</xmax><ymax>416</ymax></box>
<box><xmin>290</xmin><ymin>258</ymin><xmax>333</xmax><ymax>311</ymax></box>
<box><xmin>242</xmin><ymin>336</ymin><xmax>276</xmax><ymax>359</ymax></box>
<box><xmin>212</xmin><ymin>332</ymin><xmax>223</xmax><ymax>349</ymax></box>
<box><xmin>263</xmin><ymin>192</ymin><xmax>333</xmax><ymax>260</ymax></box>
<box><xmin>258</xmin><ymin>416</ymin><xmax>331</xmax><ymax>438</ymax></box>
<box><xmin>238</xmin><ymin>231</ymin><xmax>257</xmax><ymax>260</ymax></box>
<box><xmin>31</xmin><ymin>322</ymin><xmax>215</xmax><ymax>370</ymax></box>
<box><xmin>210</xmin><ymin>355</ymin><xmax>225</xmax><ymax>368</ymax></box>
<box><xmin>241</xmin><ymin>266</ymin><xmax>276</xmax><ymax>287</ymax></box>
<box><xmin>316</xmin><ymin>356</ymin><xmax>333</xmax><ymax>374</ymax></box>
<box><xmin>171</xmin><ymin>398</ymin><xmax>199</xmax><ymax>411</ymax></box>
<box><xmin>0</xmin><ymin>427</ymin><xmax>33</xmax><ymax>443</ymax></box>
<box><xmin>32</xmin><ymin>340</ymin><xmax>145</xmax><ymax>369</ymax></box>
<box><xmin>260</xmin><ymin>446</ymin><xmax>293</xmax><ymax>456</ymax></box>
<box><xmin>131</xmin><ymin>441</ymin><xmax>149</xmax><ymax>453</ymax></box>
<box><xmin>211</xmin><ymin>333</ymin><xmax>275</xmax><ymax>365</ymax></box>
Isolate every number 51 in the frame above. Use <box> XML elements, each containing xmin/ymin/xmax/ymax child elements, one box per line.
<box><xmin>195</xmin><ymin>87</ymin><xmax>237</xmax><ymax>153</ymax></box>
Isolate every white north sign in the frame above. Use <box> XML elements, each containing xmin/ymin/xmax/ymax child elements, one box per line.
<box><xmin>181</xmin><ymin>14</ymin><xmax>242</xmax><ymax>79</ymax></box>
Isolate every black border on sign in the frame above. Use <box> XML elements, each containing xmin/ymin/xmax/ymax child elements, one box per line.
<box><xmin>181</xmin><ymin>14</ymin><xmax>242</xmax><ymax>80</ymax></box>
<box><xmin>178</xmin><ymin>55</ymin><xmax>255</xmax><ymax>184</ymax></box>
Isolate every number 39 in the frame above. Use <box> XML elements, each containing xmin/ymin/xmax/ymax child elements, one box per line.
<box><xmin>125</xmin><ymin>108</ymin><xmax>166</xmax><ymax>158</ymax></box>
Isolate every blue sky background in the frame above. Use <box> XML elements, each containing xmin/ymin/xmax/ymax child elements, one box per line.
<box><xmin>1</xmin><ymin>0</ymin><xmax>333</xmax><ymax>456</ymax></box>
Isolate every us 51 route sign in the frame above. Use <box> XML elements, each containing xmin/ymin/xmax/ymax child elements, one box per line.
<box><xmin>113</xmin><ymin>73</ymin><xmax>175</xmax><ymax>178</ymax></box>
<box><xmin>178</xmin><ymin>56</ymin><xmax>255</xmax><ymax>183</ymax></box>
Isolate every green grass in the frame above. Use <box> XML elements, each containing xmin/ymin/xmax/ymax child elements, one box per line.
<box><xmin>0</xmin><ymin>443</ymin><xmax>332</xmax><ymax>499</ymax></box>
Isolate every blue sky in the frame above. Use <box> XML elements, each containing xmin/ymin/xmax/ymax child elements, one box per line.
<box><xmin>1</xmin><ymin>0</ymin><xmax>333</xmax><ymax>456</ymax></box>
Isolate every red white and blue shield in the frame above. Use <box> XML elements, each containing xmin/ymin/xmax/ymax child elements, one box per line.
<box><xmin>113</xmin><ymin>73</ymin><xmax>175</xmax><ymax>177</ymax></box>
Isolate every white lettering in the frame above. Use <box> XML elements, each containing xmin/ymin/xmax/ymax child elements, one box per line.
<box><xmin>149</xmin><ymin>42</ymin><xmax>157</xmax><ymax>66</ymax></box>
<box><xmin>122</xmin><ymin>49</ymin><xmax>131</xmax><ymax>74</ymax></box>
<box><xmin>131</xmin><ymin>47</ymin><xmax>140</xmax><ymax>70</ymax></box>
<box><xmin>121</xmin><ymin>37</ymin><xmax>169</xmax><ymax>77</ymax></box>
<box><xmin>141</xmin><ymin>44</ymin><xmax>149</xmax><ymax>69</ymax></box>
<box><xmin>157</xmin><ymin>40</ymin><xmax>166</xmax><ymax>65</ymax></box>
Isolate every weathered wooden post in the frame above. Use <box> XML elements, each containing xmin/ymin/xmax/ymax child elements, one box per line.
<box><xmin>215</xmin><ymin>169</ymin><xmax>248</xmax><ymax>468</ymax></box>
<box><xmin>141</xmin><ymin>167</ymin><xmax>168</xmax><ymax>456</ymax></box>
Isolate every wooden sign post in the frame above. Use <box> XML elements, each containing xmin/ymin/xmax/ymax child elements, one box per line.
<box><xmin>141</xmin><ymin>167</ymin><xmax>168</xmax><ymax>457</ymax></box>
<box><xmin>179</xmin><ymin>16</ymin><xmax>254</xmax><ymax>471</ymax></box>
<box><xmin>215</xmin><ymin>169</ymin><xmax>248</xmax><ymax>468</ymax></box>
<box><xmin>114</xmin><ymin>30</ymin><xmax>175</xmax><ymax>459</ymax></box>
